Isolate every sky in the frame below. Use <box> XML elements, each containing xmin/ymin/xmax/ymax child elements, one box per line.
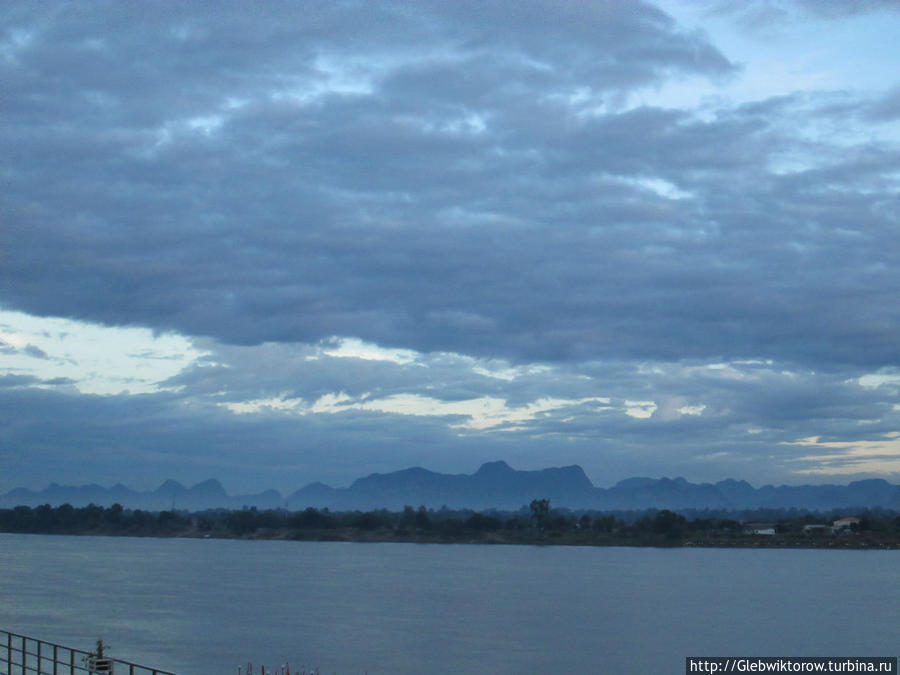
<box><xmin>3</xmin><ymin>0</ymin><xmax>900</xmax><ymax>494</ymax></box>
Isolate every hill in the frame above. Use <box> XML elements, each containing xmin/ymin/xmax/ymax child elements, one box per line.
<box><xmin>3</xmin><ymin>462</ymin><xmax>900</xmax><ymax>512</ymax></box>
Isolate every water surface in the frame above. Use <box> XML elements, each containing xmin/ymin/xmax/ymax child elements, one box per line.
<box><xmin>1</xmin><ymin>534</ymin><xmax>897</xmax><ymax>674</ymax></box>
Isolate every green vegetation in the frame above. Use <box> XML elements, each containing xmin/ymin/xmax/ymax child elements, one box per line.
<box><xmin>2</xmin><ymin>501</ymin><xmax>900</xmax><ymax>548</ymax></box>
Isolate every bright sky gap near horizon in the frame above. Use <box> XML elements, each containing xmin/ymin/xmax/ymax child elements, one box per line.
<box><xmin>3</xmin><ymin>1</ymin><xmax>900</xmax><ymax>494</ymax></box>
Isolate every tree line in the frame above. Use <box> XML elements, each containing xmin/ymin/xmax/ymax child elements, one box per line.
<box><xmin>2</xmin><ymin>501</ymin><xmax>900</xmax><ymax>546</ymax></box>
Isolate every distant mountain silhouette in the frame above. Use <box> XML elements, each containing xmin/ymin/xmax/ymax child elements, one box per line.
<box><xmin>3</xmin><ymin>462</ymin><xmax>900</xmax><ymax>512</ymax></box>
<box><xmin>0</xmin><ymin>478</ymin><xmax>282</xmax><ymax>511</ymax></box>
<box><xmin>286</xmin><ymin>460</ymin><xmax>597</xmax><ymax>510</ymax></box>
<box><xmin>154</xmin><ymin>479</ymin><xmax>187</xmax><ymax>501</ymax></box>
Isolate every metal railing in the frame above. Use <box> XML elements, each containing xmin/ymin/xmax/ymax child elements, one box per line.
<box><xmin>1</xmin><ymin>631</ymin><xmax>177</xmax><ymax>675</ymax></box>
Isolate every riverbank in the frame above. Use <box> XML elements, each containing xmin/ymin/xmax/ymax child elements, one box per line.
<box><xmin>230</xmin><ymin>526</ymin><xmax>900</xmax><ymax>549</ymax></box>
<box><xmin>4</xmin><ymin>523</ymin><xmax>900</xmax><ymax>549</ymax></box>
<box><xmin>3</xmin><ymin>502</ymin><xmax>899</xmax><ymax>549</ymax></box>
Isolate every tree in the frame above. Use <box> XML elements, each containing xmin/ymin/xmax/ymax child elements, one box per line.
<box><xmin>105</xmin><ymin>503</ymin><xmax>124</xmax><ymax>526</ymax></box>
<box><xmin>651</xmin><ymin>509</ymin><xmax>687</xmax><ymax>539</ymax></box>
<box><xmin>401</xmin><ymin>505</ymin><xmax>416</xmax><ymax>529</ymax></box>
<box><xmin>415</xmin><ymin>505</ymin><xmax>431</xmax><ymax>530</ymax></box>
<box><xmin>592</xmin><ymin>514</ymin><xmax>617</xmax><ymax>533</ymax></box>
<box><xmin>290</xmin><ymin>507</ymin><xmax>334</xmax><ymax>530</ymax></box>
<box><xmin>530</xmin><ymin>499</ymin><xmax>550</xmax><ymax>531</ymax></box>
<box><xmin>466</xmin><ymin>512</ymin><xmax>502</xmax><ymax>532</ymax></box>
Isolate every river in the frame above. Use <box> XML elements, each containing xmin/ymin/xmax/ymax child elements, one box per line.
<box><xmin>0</xmin><ymin>534</ymin><xmax>897</xmax><ymax>674</ymax></box>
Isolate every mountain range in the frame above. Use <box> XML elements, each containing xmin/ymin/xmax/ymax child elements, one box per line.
<box><xmin>3</xmin><ymin>461</ymin><xmax>900</xmax><ymax>512</ymax></box>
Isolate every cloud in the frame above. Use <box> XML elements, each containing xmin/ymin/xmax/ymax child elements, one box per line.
<box><xmin>0</xmin><ymin>374</ymin><xmax>39</xmax><ymax>388</ymax></box>
<box><xmin>321</xmin><ymin>337</ymin><xmax>418</xmax><ymax>365</ymax></box>
<box><xmin>23</xmin><ymin>344</ymin><xmax>48</xmax><ymax>359</ymax></box>
<box><xmin>3</xmin><ymin>326</ymin><xmax>900</xmax><ymax>491</ymax></box>
<box><xmin>223</xmin><ymin>389</ymin><xmax>612</xmax><ymax>433</ymax></box>
<box><xmin>866</xmin><ymin>86</ymin><xmax>900</xmax><ymax>122</ymax></box>
<box><xmin>0</xmin><ymin>1</ymin><xmax>747</xmax><ymax>366</ymax></box>
<box><xmin>2</xmin><ymin>2</ymin><xmax>900</xmax><ymax>491</ymax></box>
<box><xmin>702</xmin><ymin>0</ymin><xmax>900</xmax><ymax>29</ymax></box>
<box><xmin>0</xmin><ymin>309</ymin><xmax>205</xmax><ymax>395</ymax></box>
<box><xmin>784</xmin><ymin>433</ymin><xmax>900</xmax><ymax>476</ymax></box>
<box><xmin>6</xmin><ymin>81</ymin><xmax>896</xmax><ymax>367</ymax></box>
<box><xmin>1</xmin><ymin>327</ymin><xmax>51</xmax><ymax>359</ymax></box>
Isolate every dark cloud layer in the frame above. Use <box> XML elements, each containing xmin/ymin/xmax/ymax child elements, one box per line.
<box><xmin>0</xmin><ymin>1</ymin><xmax>754</xmax><ymax>364</ymax></box>
<box><xmin>3</xmin><ymin>3</ymin><xmax>895</xmax><ymax>368</ymax></box>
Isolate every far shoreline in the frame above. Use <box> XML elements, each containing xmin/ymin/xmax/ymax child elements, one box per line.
<box><xmin>4</xmin><ymin>527</ymin><xmax>899</xmax><ymax>551</ymax></box>
<box><xmin>3</xmin><ymin>501</ymin><xmax>900</xmax><ymax>550</ymax></box>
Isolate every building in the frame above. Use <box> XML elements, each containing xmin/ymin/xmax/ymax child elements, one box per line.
<box><xmin>743</xmin><ymin>522</ymin><xmax>776</xmax><ymax>535</ymax></box>
<box><xmin>832</xmin><ymin>517</ymin><xmax>860</xmax><ymax>530</ymax></box>
<box><xmin>802</xmin><ymin>524</ymin><xmax>831</xmax><ymax>535</ymax></box>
